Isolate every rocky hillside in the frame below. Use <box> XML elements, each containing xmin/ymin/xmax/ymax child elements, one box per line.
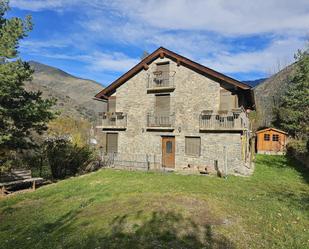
<box><xmin>25</xmin><ymin>61</ymin><xmax>105</xmax><ymax>121</ymax></box>
<box><xmin>243</xmin><ymin>78</ymin><xmax>267</xmax><ymax>87</ymax></box>
<box><xmin>254</xmin><ymin>63</ymin><xmax>296</xmax><ymax>128</ymax></box>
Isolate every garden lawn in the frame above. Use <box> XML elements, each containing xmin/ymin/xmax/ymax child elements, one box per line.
<box><xmin>0</xmin><ymin>155</ymin><xmax>308</xmax><ymax>249</ymax></box>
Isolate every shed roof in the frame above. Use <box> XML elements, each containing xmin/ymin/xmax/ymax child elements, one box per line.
<box><xmin>95</xmin><ymin>47</ymin><xmax>253</xmax><ymax>101</ymax></box>
<box><xmin>256</xmin><ymin>128</ymin><xmax>288</xmax><ymax>135</ymax></box>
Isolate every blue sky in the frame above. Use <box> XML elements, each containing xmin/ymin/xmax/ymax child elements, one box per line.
<box><xmin>8</xmin><ymin>0</ymin><xmax>309</xmax><ymax>86</ymax></box>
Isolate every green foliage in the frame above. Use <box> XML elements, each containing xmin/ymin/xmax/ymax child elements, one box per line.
<box><xmin>273</xmin><ymin>45</ymin><xmax>309</xmax><ymax>139</ymax></box>
<box><xmin>44</xmin><ymin>136</ymin><xmax>94</xmax><ymax>179</ymax></box>
<box><xmin>286</xmin><ymin>139</ymin><xmax>309</xmax><ymax>166</ymax></box>
<box><xmin>0</xmin><ymin>155</ymin><xmax>308</xmax><ymax>248</ymax></box>
<box><xmin>0</xmin><ymin>1</ymin><xmax>56</xmax><ymax>171</ymax></box>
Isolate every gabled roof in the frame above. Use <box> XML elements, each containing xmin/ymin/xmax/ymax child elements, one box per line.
<box><xmin>95</xmin><ymin>47</ymin><xmax>252</xmax><ymax>99</ymax></box>
<box><xmin>256</xmin><ymin>127</ymin><xmax>288</xmax><ymax>135</ymax></box>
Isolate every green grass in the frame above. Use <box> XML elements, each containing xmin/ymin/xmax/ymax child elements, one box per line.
<box><xmin>0</xmin><ymin>155</ymin><xmax>308</xmax><ymax>249</ymax></box>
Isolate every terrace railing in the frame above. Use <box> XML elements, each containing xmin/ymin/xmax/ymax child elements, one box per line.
<box><xmin>147</xmin><ymin>113</ymin><xmax>175</xmax><ymax>128</ymax></box>
<box><xmin>98</xmin><ymin>112</ymin><xmax>127</xmax><ymax>130</ymax></box>
<box><xmin>147</xmin><ymin>71</ymin><xmax>176</xmax><ymax>90</ymax></box>
<box><xmin>199</xmin><ymin>108</ymin><xmax>249</xmax><ymax>131</ymax></box>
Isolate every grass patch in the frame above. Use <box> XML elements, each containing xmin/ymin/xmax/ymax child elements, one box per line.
<box><xmin>0</xmin><ymin>155</ymin><xmax>308</xmax><ymax>249</ymax></box>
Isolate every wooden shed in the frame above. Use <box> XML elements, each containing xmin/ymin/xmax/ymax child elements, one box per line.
<box><xmin>256</xmin><ymin>128</ymin><xmax>288</xmax><ymax>154</ymax></box>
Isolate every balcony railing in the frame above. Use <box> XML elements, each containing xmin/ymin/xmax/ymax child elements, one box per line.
<box><xmin>147</xmin><ymin>71</ymin><xmax>176</xmax><ymax>91</ymax></box>
<box><xmin>147</xmin><ymin>113</ymin><xmax>175</xmax><ymax>128</ymax></box>
<box><xmin>98</xmin><ymin>112</ymin><xmax>127</xmax><ymax>130</ymax></box>
<box><xmin>199</xmin><ymin>108</ymin><xmax>249</xmax><ymax>131</ymax></box>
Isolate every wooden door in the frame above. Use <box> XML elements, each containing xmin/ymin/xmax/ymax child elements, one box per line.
<box><xmin>162</xmin><ymin>137</ymin><xmax>175</xmax><ymax>168</ymax></box>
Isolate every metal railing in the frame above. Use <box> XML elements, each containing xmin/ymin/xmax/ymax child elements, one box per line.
<box><xmin>147</xmin><ymin>71</ymin><xmax>175</xmax><ymax>89</ymax></box>
<box><xmin>147</xmin><ymin>113</ymin><xmax>175</xmax><ymax>127</ymax></box>
<box><xmin>100</xmin><ymin>112</ymin><xmax>127</xmax><ymax>128</ymax></box>
<box><xmin>199</xmin><ymin>108</ymin><xmax>249</xmax><ymax>130</ymax></box>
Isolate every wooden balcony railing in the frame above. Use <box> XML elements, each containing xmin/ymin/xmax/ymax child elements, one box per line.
<box><xmin>199</xmin><ymin>108</ymin><xmax>249</xmax><ymax>131</ymax></box>
<box><xmin>98</xmin><ymin>112</ymin><xmax>127</xmax><ymax>130</ymax></box>
<box><xmin>147</xmin><ymin>113</ymin><xmax>175</xmax><ymax>128</ymax></box>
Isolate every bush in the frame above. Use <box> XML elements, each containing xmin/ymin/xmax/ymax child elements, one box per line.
<box><xmin>286</xmin><ymin>139</ymin><xmax>309</xmax><ymax>166</ymax></box>
<box><xmin>45</xmin><ymin>136</ymin><xmax>94</xmax><ymax>179</ymax></box>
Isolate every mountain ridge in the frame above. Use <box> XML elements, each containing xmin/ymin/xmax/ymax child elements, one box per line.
<box><xmin>24</xmin><ymin>61</ymin><xmax>105</xmax><ymax>121</ymax></box>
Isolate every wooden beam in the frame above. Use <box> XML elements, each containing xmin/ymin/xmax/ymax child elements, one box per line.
<box><xmin>143</xmin><ymin>64</ymin><xmax>149</xmax><ymax>70</ymax></box>
<box><xmin>177</xmin><ymin>59</ymin><xmax>181</xmax><ymax>66</ymax></box>
<box><xmin>159</xmin><ymin>52</ymin><xmax>164</xmax><ymax>59</ymax></box>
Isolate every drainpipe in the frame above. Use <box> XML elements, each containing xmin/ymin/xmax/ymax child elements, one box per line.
<box><xmin>223</xmin><ymin>145</ymin><xmax>228</xmax><ymax>179</ymax></box>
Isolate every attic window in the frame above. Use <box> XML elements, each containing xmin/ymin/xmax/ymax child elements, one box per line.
<box><xmin>264</xmin><ymin>134</ymin><xmax>270</xmax><ymax>141</ymax></box>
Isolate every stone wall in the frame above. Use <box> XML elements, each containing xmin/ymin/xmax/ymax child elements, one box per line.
<box><xmin>105</xmin><ymin>57</ymin><xmax>252</xmax><ymax>175</ymax></box>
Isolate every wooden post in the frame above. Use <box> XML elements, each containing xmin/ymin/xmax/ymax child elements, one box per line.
<box><xmin>32</xmin><ymin>180</ymin><xmax>36</xmax><ymax>191</ymax></box>
<box><xmin>1</xmin><ymin>186</ymin><xmax>5</xmax><ymax>196</ymax></box>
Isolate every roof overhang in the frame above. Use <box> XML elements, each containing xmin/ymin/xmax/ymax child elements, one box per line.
<box><xmin>95</xmin><ymin>47</ymin><xmax>253</xmax><ymax>102</ymax></box>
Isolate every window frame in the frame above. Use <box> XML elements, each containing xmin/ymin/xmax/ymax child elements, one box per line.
<box><xmin>272</xmin><ymin>134</ymin><xmax>279</xmax><ymax>141</ymax></box>
<box><xmin>264</xmin><ymin>134</ymin><xmax>270</xmax><ymax>141</ymax></box>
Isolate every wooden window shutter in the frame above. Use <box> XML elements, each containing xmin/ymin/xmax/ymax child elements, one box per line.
<box><xmin>157</xmin><ymin>62</ymin><xmax>170</xmax><ymax>79</ymax></box>
<box><xmin>185</xmin><ymin>137</ymin><xmax>201</xmax><ymax>156</ymax></box>
<box><xmin>106</xmin><ymin>133</ymin><xmax>118</xmax><ymax>153</ymax></box>
<box><xmin>220</xmin><ymin>89</ymin><xmax>237</xmax><ymax>110</ymax></box>
<box><xmin>155</xmin><ymin>95</ymin><xmax>170</xmax><ymax>116</ymax></box>
<box><xmin>108</xmin><ymin>97</ymin><xmax>116</xmax><ymax>112</ymax></box>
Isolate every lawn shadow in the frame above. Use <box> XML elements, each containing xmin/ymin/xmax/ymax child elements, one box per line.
<box><xmin>73</xmin><ymin>211</ymin><xmax>235</xmax><ymax>249</ymax></box>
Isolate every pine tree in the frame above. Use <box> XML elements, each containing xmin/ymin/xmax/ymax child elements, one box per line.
<box><xmin>273</xmin><ymin>44</ymin><xmax>309</xmax><ymax>139</ymax></box>
<box><xmin>0</xmin><ymin>0</ymin><xmax>56</xmax><ymax>160</ymax></box>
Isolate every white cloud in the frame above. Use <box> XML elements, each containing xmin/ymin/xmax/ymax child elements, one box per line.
<box><xmin>11</xmin><ymin>0</ymin><xmax>308</xmax><ymax>78</ymax></box>
<box><xmin>11</xmin><ymin>0</ymin><xmax>309</xmax><ymax>35</ymax></box>
<box><xmin>200</xmin><ymin>37</ymin><xmax>305</xmax><ymax>75</ymax></box>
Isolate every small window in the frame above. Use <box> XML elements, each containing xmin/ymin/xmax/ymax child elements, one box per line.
<box><xmin>264</xmin><ymin>134</ymin><xmax>270</xmax><ymax>141</ymax></box>
<box><xmin>185</xmin><ymin>137</ymin><xmax>201</xmax><ymax>157</ymax></box>
<box><xmin>272</xmin><ymin>134</ymin><xmax>279</xmax><ymax>141</ymax></box>
<box><xmin>166</xmin><ymin>141</ymin><xmax>173</xmax><ymax>154</ymax></box>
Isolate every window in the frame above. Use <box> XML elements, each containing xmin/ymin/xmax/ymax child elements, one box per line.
<box><xmin>166</xmin><ymin>141</ymin><xmax>173</xmax><ymax>154</ymax></box>
<box><xmin>220</xmin><ymin>89</ymin><xmax>238</xmax><ymax>110</ymax></box>
<box><xmin>272</xmin><ymin>134</ymin><xmax>279</xmax><ymax>141</ymax></box>
<box><xmin>264</xmin><ymin>134</ymin><xmax>270</xmax><ymax>141</ymax></box>
<box><xmin>108</xmin><ymin>96</ymin><xmax>116</xmax><ymax>112</ymax></box>
<box><xmin>185</xmin><ymin>137</ymin><xmax>201</xmax><ymax>157</ymax></box>
<box><xmin>155</xmin><ymin>94</ymin><xmax>170</xmax><ymax>116</ymax></box>
<box><xmin>106</xmin><ymin>133</ymin><xmax>118</xmax><ymax>153</ymax></box>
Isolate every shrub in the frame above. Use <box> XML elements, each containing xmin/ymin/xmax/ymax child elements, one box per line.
<box><xmin>286</xmin><ymin>139</ymin><xmax>309</xmax><ymax>166</ymax></box>
<box><xmin>45</xmin><ymin>136</ymin><xmax>94</xmax><ymax>179</ymax></box>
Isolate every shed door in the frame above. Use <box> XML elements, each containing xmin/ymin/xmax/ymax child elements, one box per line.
<box><xmin>162</xmin><ymin>137</ymin><xmax>175</xmax><ymax>168</ymax></box>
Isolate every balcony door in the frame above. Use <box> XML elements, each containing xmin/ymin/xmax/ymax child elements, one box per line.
<box><xmin>162</xmin><ymin>136</ymin><xmax>175</xmax><ymax>168</ymax></box>
<box><xmin>155</xmin><ymin>94</ymin><xmax>170</xmax><ymax>126</ymax></box>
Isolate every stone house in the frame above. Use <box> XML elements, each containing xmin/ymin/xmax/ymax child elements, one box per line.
<box><xmin>94</xmin><ymin>47</ymin><xmax>255</xmax><ymax>175</ymax></box>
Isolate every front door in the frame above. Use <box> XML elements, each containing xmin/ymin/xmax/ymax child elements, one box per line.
<box><xmin>162</xmin><ymin>136</ymin><xmax>175</xmax><ymax>168</ymax></box>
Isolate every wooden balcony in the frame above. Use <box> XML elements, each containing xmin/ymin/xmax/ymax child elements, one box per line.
<box><xmin>147</xmin><ymin>71</ymin><xmax>176</xmax><ymax>93</ymax></box>
<box><xmin>97</xmin><ymin>112</ymin><xmax>127</xmax><ymax>130</ymax></box>
<box><xmin>146</xmin><ymin>113</ymin><xmax>175</xmax><ymax>131</ymax></box>
<box><xmin>199</xmin><ymin>108</ymin><xmax>249</xmax><ymax>131</ymax></box>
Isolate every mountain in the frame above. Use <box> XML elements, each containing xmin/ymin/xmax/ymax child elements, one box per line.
<box><xmin>25</xmin><ymin>61</ymin><xmax>105</xmax><ymax>121</ymax></box>
<box><xmin>243</xmin><ymin>78</ymin><xmax>267</xmax><ymax>87</ymax></box>
<box><xmin>253</xmin><ymin>63</ymin><xmax>296</xmax><ymax>128</ymax></box>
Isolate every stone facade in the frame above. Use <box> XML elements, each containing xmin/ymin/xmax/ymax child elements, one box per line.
<box><xmin>101</xmin><ymin>57</ymin><xmax>254</xmax><ymax>175</ymax></box>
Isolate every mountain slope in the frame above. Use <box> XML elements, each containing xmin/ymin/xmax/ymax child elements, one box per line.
<box><xmin>24</xmin><ymin>61</ymin><xmax>105</xmax><ymax>121</ymax></box>
<box><xmin>254</xmin><ymin>63</ymin><xmax>296</xmax><ymax>128</ymax></box>
<box><xmin>243</xmin><ymin>78</ymin><xmax>267</xmax><ymax>87</ymax></box>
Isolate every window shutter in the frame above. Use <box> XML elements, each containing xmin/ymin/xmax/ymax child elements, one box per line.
<box><xmin>185</xmin><ymin>137</ymin><xmax>201</xmax><ymax>156</ymax></box>
<box><xmin>108</xmin><ymin>97</ymin><xmax>116</xmax><ymax>112</ymax></box>
<box><xmin>157</xmin><ymin>62</ymin><xmax>170</xmax><ymax>80</ymax></box>
<box><xmin>220</xmin><ymin>89</ymin><xmax>237</xmax><ymax>110</ymax></box>
<box><xmin>106</xmin><ymin>133</ymin><xmax>118</xmax><ymax>153</ymax></box>
<box><xmin>155</xmin><ymin>95</ymin><xmax>170</xmax><ymax>116</ymax></box>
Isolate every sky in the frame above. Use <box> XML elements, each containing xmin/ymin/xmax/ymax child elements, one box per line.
<box><xmin>8</xmin><ymin>0</ymin><xmax>309</xmax><ymax>86</ymax></box>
